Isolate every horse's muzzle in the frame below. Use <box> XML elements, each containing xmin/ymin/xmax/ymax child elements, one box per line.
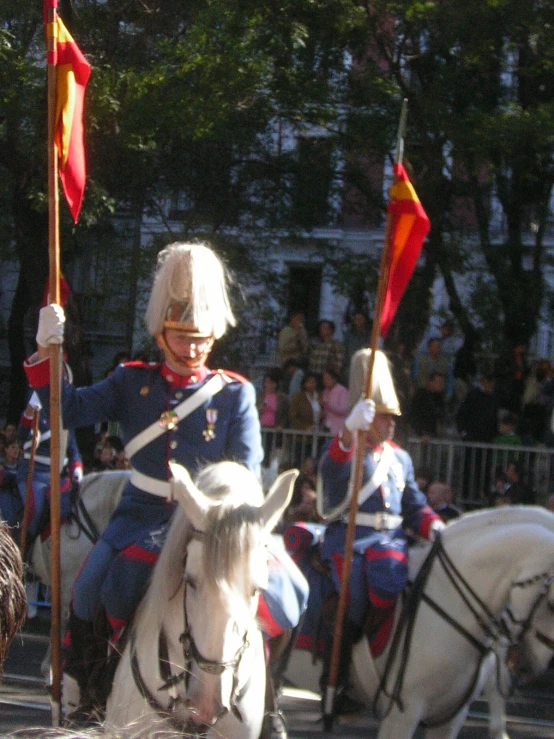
<box><xmin>185</xmin><ymin>696</ymin><xmax>229</xmax><ymax>728</ymax></box>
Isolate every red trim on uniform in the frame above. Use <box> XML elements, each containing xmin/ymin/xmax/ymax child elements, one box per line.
<box><xmin>121</xmin><ymin>544</ymin><xmax>159</xmax><ymax>566</ymax></box>
<box><xmin>369</xmin><ymin>609</ymin><xmax>394</xmax><ymax>657</ymax></box>
<box><xmin>45</xmin><ymin>477</ymin><xmax>71</xmax><ymax>499</ymax></box>
<box><xmin>364</xmin><ymin>548</ymin><xmax>407</xmax><ymax>564</ymax></box>
<box><xmin>69</xmin><ymin>461</ymin><xmax>83</xmax><ymax>476</ymax></box>
<box><xmin>123</xmin><ymin>360</ymin><xmax>161</xmax><ymax>369</ymax></box>
<box><xmin>331</xmin><ymin>552</ymin><xmax>353</xmax><ymax>609</ymax></box>
<box><xmin>107</xmin><ymin>614</ymin><xmax>126</xmax><ymax>630</ymax></box>
<box><xmin>368</xmin><ymin>591</ymin><xmax>395</xmax><ymax>608</ymax></box>
<box><xmin>217</xmin><ymin>369</ymin><xmax>249</xmax><ymax>384</ymax></box>
<box><xmin>295</xmin><ymin>633</ymin><xmax>326</xmax><ymax>654</ymax></box>
<box><xmin>256</xmin><ymin>593</ymin><xmax>285</xmax><ymax>638</ymax></box>
<box><xmin>283</xmin><ymin>528</ymin><xmax>301</xmax><ymax>556</ymax></box>
<box><xmin>24</xmin><ymin>357</ymin><xmax>51</xmax><ymax>387</ymax></box>
<box><xmin>419</xmin><ymin>508</ymin><xmax>441</xmax><ymax>539</ymax></box>
<box><xmin>328</xmin><ymin>436</ymin><xmax>354</xmax><ymax>462</ymax></box>
<box><xmin>160</xmin><ymin>363</ymin><xmax>210</xmax><ymax>387</ymax></box>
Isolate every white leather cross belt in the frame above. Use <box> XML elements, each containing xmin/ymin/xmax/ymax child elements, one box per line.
<box><xmin>349</xmin><ymin>512</ymin><xmax>403</xmax><ymax>530</ymax></box>
<box><xmin>130</xmin><ymin>469</ymin><xmax>171</xmax><ymax>499</ymax></box>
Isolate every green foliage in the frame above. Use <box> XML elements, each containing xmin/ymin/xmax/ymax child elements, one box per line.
<box><xmin>1</xmin><ymin>0</ymin><xmax>554</xmax><ymax>378</ymax></box>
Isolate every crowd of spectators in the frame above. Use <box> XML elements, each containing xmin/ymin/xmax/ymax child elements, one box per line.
<box><xmin>259</xmin><ymin>312</ymin><xmax>554</xmax><ymax>512</ymax></box>
<box><xmin>3</xmin><ymin>313</ymin><xmax>554</xmax><ymax>526</ymax></box>
<box><xmin>266</xmin><ymin>312</ymin><xmax>554</xmax><ymax>450</ymax></box>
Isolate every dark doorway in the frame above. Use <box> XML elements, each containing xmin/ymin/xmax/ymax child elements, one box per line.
<box><xmin>287</xmin><ymin>264</ymin><xmax>322</xmax><ymax>338</ymax></box>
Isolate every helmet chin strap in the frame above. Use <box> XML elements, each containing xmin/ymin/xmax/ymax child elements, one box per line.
<box><xmin>157</xmin><ymin>332</ymin><xmax>214</xmax><ymax>372</ymax></box>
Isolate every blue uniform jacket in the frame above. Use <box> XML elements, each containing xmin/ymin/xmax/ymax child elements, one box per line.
<box><xmin>320</xmin><ymin>436</ymin><xmax>438</xmax><ymax>544</ymax></box>
<box><xmin>16</xmin><ymin>409</ymin><xmax>83</xmax><ymax>538</ymax></box>
<box><xmin>25</xmin><ymin>360</ymin><xmax>264</xmax><ymax>550</ymax></box>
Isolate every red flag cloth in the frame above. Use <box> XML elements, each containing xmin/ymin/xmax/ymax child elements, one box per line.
<box><xmin>41</xmin><ymin>271</ymin><xmax>71</xmax><ymax>308</ymax></box>
<box><xmin>45</xmin><ymin>6</ymin><xmax>90</xmax><ymax>223</ymax></box>
<box><xmin>380</xmin><ymin>162</ymin><xmax>430</xmax><ymax>338</ymax></box>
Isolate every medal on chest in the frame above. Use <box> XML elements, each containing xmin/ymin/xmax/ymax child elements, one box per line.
<box><xmin>203</xmin><ymin>408</ymin><xmax>218</xmax><ymax>441</ymax></box>
<box><xmin>159</xmin><ymin>410</ymin><xmax>179</xmax><ymax>431</ymax></box>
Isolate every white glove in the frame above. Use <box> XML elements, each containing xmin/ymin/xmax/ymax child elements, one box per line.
<box><xmin>345</xmin><ymin>398</ymin><xmax>376</xmax><ymax>432</ymax></box>
<box><xmin>429</xmin><ymin>519</ymin><xmax>446</xmax><ymax>541</ymax></box>
<box><xmin>36</xmin><ymin>304</ymin><xmax>65</xmax><ymax>347</ymax></box>
<box><xmin>72</xmin><ymin>467</ymin><xmax>84</xmax><ymax>484</ymax></box>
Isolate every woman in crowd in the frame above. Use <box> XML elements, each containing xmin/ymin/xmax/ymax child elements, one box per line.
<box><xmin>320</xmin><ymin>368</ymin><xmax>348</xmax><ymax>436</ymax></box>
<box><xmin>289</xmin><ymin>372</ymin><xmax>321</xmax><ymax>431</ymax></box>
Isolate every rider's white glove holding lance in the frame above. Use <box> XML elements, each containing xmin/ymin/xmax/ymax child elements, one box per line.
<box><xmin>36</xmin><ymin>304</ymin><xmax>65</xmax><ymax>348</ymax></box>
<box><xmin>339</xmin><ymin>398</ymin><xmax>376</xmax><ymax>450</ymax></box>
<box><xmin>344</xmin><ymin>398</ymin><xmax>376</xmax><ymax>432</ymax></box>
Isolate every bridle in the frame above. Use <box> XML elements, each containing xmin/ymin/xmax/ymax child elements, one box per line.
<box><xmin>376</xmin><ymin>533</ymin><xmax>554</xmax><ymax>727</ymax></box>
<box><xmin>130</xmin><ymin>528</ymin><xmax>255</xmax><ymax>732</ymax></box>
<box><xmin>505</xmin><ymin>572</ymin><xmax>554</xmax><ymax>652</ymax></box>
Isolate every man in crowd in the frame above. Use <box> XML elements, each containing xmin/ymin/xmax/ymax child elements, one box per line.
<box><xmin>408</xmin><ymin>372</ymin><xmax>446</xmax><ymax>440</ymax></box>
<box><xmin>278</xmin><ymin>311</ymin><xmax>310</xmax><ymax>369</ymax></box>
<box><xmin>426</xmin><ymin>480</ymin><xmax>462</xmax><ymax>522</ymax></box>
<box><xmin>309</xmin><ymin>320</ymin><xmax>344</xmax><ymax>378</ymax></box>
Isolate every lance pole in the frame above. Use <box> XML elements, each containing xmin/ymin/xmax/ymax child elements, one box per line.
<box><xmin>46</xmin><ymin>0</ymin><xmax>63</xmax><ymax>724</ymax></box>
<box><xmin>323</xmin><ymin>99</ymin><xmax>408</xmax><ymax>730</ymax></box>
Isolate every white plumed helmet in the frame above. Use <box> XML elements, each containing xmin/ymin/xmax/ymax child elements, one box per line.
<box><xmin>145</xmin><ymin>242</ymin><xmax>236</xmax><ymax>339</ymax></box>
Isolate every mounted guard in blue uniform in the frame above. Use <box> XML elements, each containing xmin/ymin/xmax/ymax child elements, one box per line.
<box><xmin>284</xmin><ymin>349</ymin><xmax>444</xmax><ymax>713</ymax></box>
<box><xmin>17</xmin><ymin>391</ymin><xmax>84</xmax><ymax>543</ymax></box>
<box><xmin>26</xmin><ymin>242</ymin><xmax>307</xmax><ymax>735</ymax></box>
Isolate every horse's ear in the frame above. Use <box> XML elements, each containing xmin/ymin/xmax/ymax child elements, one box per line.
<box><xmin>261</xmin><ymin>469</ymin><xmax>299</xmax><ymax>531</ymax></box>
<box><xmin>169</xmin><ymin>462</ymin><xmax>211</xmax><ymax>529</ymax></box>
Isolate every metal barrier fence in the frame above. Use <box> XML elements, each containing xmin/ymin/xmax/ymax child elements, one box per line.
<box><xmin>260</xmin><ymin>427</ymin><xmax>554</xmax><ymax>510</ymax></box>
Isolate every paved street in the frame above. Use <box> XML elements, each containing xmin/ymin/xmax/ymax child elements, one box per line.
<box><xmin>1</xmin><ymin>607</ymin><xmax>554</xmax><ymax>737</ymax></box>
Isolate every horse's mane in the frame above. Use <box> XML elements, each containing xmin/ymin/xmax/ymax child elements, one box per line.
<box><xmin>0</xmin><ymin>523</ymin><xmax>26</xmax><ymax>670</ymax></box>
<box><xmin>136</xmin><ymin>461</ymin><xmax>265</xmax><ymax>649</ymax></box>
<box><xmin>442</xmin><ymin>505</ymin><xmax>554</xmax><ymax>546</ymax></box>
<box><xmin>203</xmin><ymin>501</ymin><xmax>263</xmax><ymax>588</ymax></box>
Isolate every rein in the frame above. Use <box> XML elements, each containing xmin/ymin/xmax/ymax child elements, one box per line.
<box><xmin>129</xmin><ymin>526</ymin><xmax>254</xmax><ymax>730</ymax></box>
<box><xmin>374</xmin><ymin>534</ymin><xmax>551</xmax><ymax>729</ymax></box>
<box><xmin>64</xmin><ymin>481</ymin><xmax>101</xmax><ymax>544</ymax></box>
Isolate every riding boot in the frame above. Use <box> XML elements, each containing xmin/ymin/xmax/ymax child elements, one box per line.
<box><xmin>62</xmin><ymin>611</ymin><xmax>95</xmax><ymax>696</ymax></box>
<box><xmin>260</xmin><ymin>625</ymin><xmax>302</xmax><ymax>739</ymax></box>
<box><xmin>260</xmin><ymin>646</ymin><xmax>288</xmax><ymax>739</ymax></box>
<box><xmin>62</xmin><ymin>608</ymin><xmax>112</xmax><ymax>727</ymax></box>
<box><xmin>319</xmin><ymin>617</ymin><xmax>364</xmax><ymax>715</ymax></box>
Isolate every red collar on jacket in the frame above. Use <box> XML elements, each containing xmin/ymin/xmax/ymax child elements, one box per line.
<box><xmin>161</xmin><ymin>363</ymin><xmax>210</xmax><ymax>388</ymax></box>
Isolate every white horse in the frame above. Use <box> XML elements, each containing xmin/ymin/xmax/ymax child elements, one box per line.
<box><xmin>29</xmin><ymin>469</ymin><xmax>130</xmax><ymax>623</ymax></box>
<box><xmin>106</xmin><ymin>461</ymin><xmax>298</xmax><ymax>739</ymax></box>
<box><xmin>28</xmin><ymin>469</ymin><xmax>130</xmax><ymax>684</ymax></box>
<box><xmin>288</xmin><ymin>506</ymin><xmax>554</xmax><ymax>739</ymax></box>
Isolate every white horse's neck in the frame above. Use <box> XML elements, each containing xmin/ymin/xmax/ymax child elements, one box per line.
<box><xmin>361</xmin><ymin>510</ymin><xmax>554</xmax><ymax>682</ymax></box>
<box><xmin>441</xmin><ymin>510</ymin><xmax>554</xmax><ymax>593</ymax></box>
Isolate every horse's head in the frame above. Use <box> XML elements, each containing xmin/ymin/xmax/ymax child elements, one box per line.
<box><xmin>167</xmin><ymin>461</ymin><xmax>298</xmax><ymax>729</ymax></box>
<box><xmin>506</xmin><ymin>572</ymin><xmax>554</xmax><ymax>684</ymax></box>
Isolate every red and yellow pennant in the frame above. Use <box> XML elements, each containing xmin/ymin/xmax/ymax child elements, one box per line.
<box><xmin>380</xmin><ymin>162</ymin><xmax>430</xmax><ymax>338</ymax></box>
<box><xmin>45</xmin><ymin>4</ymin><xmax>90</xmax><ymax>223</ymax></box>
